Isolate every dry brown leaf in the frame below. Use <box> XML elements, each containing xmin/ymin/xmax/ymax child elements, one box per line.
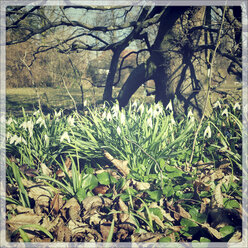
<box><xmin>7</xmin><ymin>213</ymin><xmax>42</xmax><ymax>232</ymax></box>
<box><xmin>228</xmin><ymin>230</ymin><xmax>242</xmax><ymax>242</ymax></box>
<box><xmin>55</xmin><ymin>222</ymin><xmax>72</xmax><ymax>242</ymax></box>
<box><xmin>15</xmin><ymin>206</ymin><xmax>34</xmax><ymax>214</ymax></box>
<box><xmin>65</xmin><ymin>157</ymin><xmax>72</xmax><ymax>169</ymax></box>
<box><xmin>201</xmin><ymin>223</ymin><xmax>222</xmax><ymax>239</ymax></box>
<box><xmin>132</xmin><ymin>179</ymin><xmax>150</xmax><ymax>191</ymax></box>
<box><xmin>176</xmin><ymin>204</ymin><xmax>191</xmax><ymax>219</ymax></box>
<box><xmin>82</xmin><ymin>196</ymin><xmax>112</xmax><ymax>212</ymax></box>
<box><xmin>62</xmin><ymin>197</ymin><xmax>81</xmax><ymax>222</ymax></box>
<box><xmin>103</xmin><ymin>150</ymin><xmax>130</xmax><ymax>176</ymax></box>
<box><xmin>100</xmin><ymin>222</ymin><xmax>117</xmax><ymax>241</ymax></box>
<box><xmin>211</xmin><ymin>182</ymin><xmax>224</xmax><ymax>208</ymax></box>
<box><xmin>131</xmin><ymin>232</ymin><xmax>163</xmax><ymax>242</ymax></box>
<box><xmin>151</xmin><ymin>213</ymin><xmax>165</xmax><ymax>229</ymax></box>
<box><xmin>50</xmin><ymin>193</ymin><xmax>64</xmax><ymax>215</ymax></box>
<box><xmin>40</xmin><ymin>163</ymin><xmax>52</xmax><ymax>176</ymax></box>
<box><xmin>72</xmin><ymin>227</ymin><xmax>102</xmax><ymax>242</ymax></box>
<box><xmin>118</xmin><ymin>198</ymin><xmax>129</xmax><ymax>223</ymax></box>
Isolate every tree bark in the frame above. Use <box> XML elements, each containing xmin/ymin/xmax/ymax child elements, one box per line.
<box><xmin>117</xmin><ymin>6</ymin><xmax>190</xmax><ymax>108</ymax></box>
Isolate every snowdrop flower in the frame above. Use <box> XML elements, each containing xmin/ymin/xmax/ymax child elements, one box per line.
<box><xmin>213</xmin><ymin>101</ymin><xmax>221</xmax><ymax>109</ymax></box>
<box><xmin>36</xmin><ymin>116</ymin><xmax>47</xmax><ymax>128</ymax></box>
<box><xmin>221</xmin><ymin>108</ymin><xmax>229</xmax><ymax>117</ymax></box>
<box><xmin>6</xmin><ymin>132</ymin><xmax>11</xmax><ymax>141</ymax></box>
<box><xmin>6</xmin><ymin>117</ymin><xmax>16</xmax><ymax>125</ymax></box>
<box><xmin>20</xmin><ymin>120</ymin><xmax>34</xmax><ymax>137</ymax></box>
<box><xmin>166</xmin><ymin>100</ymin><xmax>173</xmax><ymax>111</ymax></box>
<box><xmin>9</xmin><ymin>134</ymin><xmax>27</xmax><ymax>145</ymax></box>
<box><xmin>187</xmin><ymin>109</ymin><xmax>195</xmax><ymax>122</ymax></box>
<box><xmin>9</xmin><ymin>134</ymin><xmax>18</xmax><ymax>144</ymax></box>
<box><xmin>153</xmin><ymin>103</ymin><xmax>163</xmax><ymax>117</ymax></box>
<box><xmin>84</xmin><ymin>100</ymin><xmax>88</xmax><ymax>107</ymax></box>
<box><xmin>102</xmin><ymin>111</ymin><xmax>107</xmax><ymax>120</ymax></box>
<box><xmin>44</xmin><ymin>134</ymin><xmax>49</xmax><ymax>146</ymax></box>
<box><xmin>233</xmin><ymin>102</ymin><xmax>241</xmax><ymax>111</ymax></box>
<box><xmin>204</xmin><ymin>125</ymin><xmax>211</xmax><ymax>138</ymax></box>
<box><xmin>54</xmin><ymin>109</ymin><xmax>62</xmax><ymax>119</ymax></box>
<box><xmin>120</xmin><ymin>111</ymin><xmax>125</xmax><ymax>125</ymax></box>
<box><xmin>117</xmin><ymin>126</ymin><xmax>121</xmax><ymax>136</ymax></box>
<box><xmin>112</xmin><ymin>103</ymin><xmax>119</xmax><ymax>118</ymax></box>
<box><xmin>67</xmin><ymin>115</ymin><xmax>75</xmax><ymax>126</ymax></box>
<box><xmin>132</xmin><ymin>100</ymin><xmax>138</xmax><ymax>109</ymax></box>
<box><xmin>60</xmin><ymin>131</ymin><xmax>70</xmax><ymax>143</ymax></box>
<box><xmin>170</xmin><ymin>117</ymin><xmax>176</xmax><ymax>125</ymax></box>
<box><xmin>138</xmin><ymin>103</ymin><xmax>145</xmax><ymax>115</ymax></box>
<box><xmin>33</xmin><ymin>109</ymin><xmax>40</xmax><ymax>116</ymax></box>
<box><xmin>147</xmin><ymin>117</ymin><xmax>153</xmax><ymax>128</ymax></box>
<box><xmin>106</xmin><ymin>112</ymin><xmax>112</xmax><ymax>121</ymax></box>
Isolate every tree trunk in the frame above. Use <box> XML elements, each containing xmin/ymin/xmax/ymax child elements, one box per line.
<box><xmin>103</xmin><ymin>49</ymin><xmax>122</xmax><ymax>101</ymax></box>
<box><xmin>117</xmin><ymin>6</ymin><xmax>190</xmax><ymax>108</ymax></box>
<box><xmin>117</xmin><ymin>59</ymin><xmax>156</xmax><ymax>107</ymax></box>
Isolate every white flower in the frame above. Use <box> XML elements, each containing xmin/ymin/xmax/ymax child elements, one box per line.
<box><xmin>187</xmin><ymin>109</ymin><xmax>195</xmax><ymax>122</ymax></box>
<box><xmin>204</xmin><ymin>125</ymin><xmax>211</xmax><ymax>138</ymax></box>
<box><xmin>170</xmin><ymin>117</ymin><xmax>176</xmax><ymax>125</ymax></box>
<box><xmin>102</xmin><ymin>111</ymin><xmax>107</xmax><ymax>120</ymax></box>
<box><xmin>9</xmin><ymin>134</ymin><xmax>18</xmax><ymax>144</ymax></box>
<box><xmin>20</xmin><ymin>120</ymin><xmax>34</xmax><ymax>137</ymax></box>
<box><xmin>166</xmin><ymin>100</ymin><xmax>173</xmax><ymax>111</ymax></box>
<box><xmin>60</xmin><ymin>131</ymin><xmax>70</xmax><ymax>143</ymax></box>
<box><xmin>36</xmin><ymin>116</ymin><xmax>47</xmax><ymax>128</ymax></box>
<box><xmin>138</xmin><ymin>103</ymin><xmax>145</xmax><ymax>115</ymax></box>
<box><xmin>9</xmin><ymin>134</ymin><xmax>27</xmax><ymax>145</ymax></box>
<box><xmin>33</xmin><ymin>109</ymin><xmax>40</xmax><ymax>116</ymax></box>
<box><xmin>67</xmin><ymin>116</ymin><xmax>75</xmax><ymax>126</ymax></box>
<box><xmin>6</xmin><ymin>117</ymin><xmax>16</xmax><ymax>125</ymax></box>
<box><xmin>112</xmin><ymin>103</ymin><xmax>119</xmax><ymax>118</ymax></box>
<box><xmin>44</xmin><ymin>134</ymin><xmax>49</xmax><ymax>146</ymax></box>
<box><xmin>132</xmin><ymin>100</ymin><xmax>138</xmax><ymax>109</ymax></box>
<box><xmin>147</xmin><ymin>117</ymin><xmax>153</xmax><ymax>128</ymax></box>
<box><xmin>153</xmin><ymin>103</ymin><xmax>163</xmax><ymax>117</ymax></box>
<box><xmin>213</xmin><ymin>101</ymin><xmax>221</xmax><ymax>109</ymax></box>
<box><xmin>54</xmin><ymin>109</ymin><xmax>62</xmax><ymax>119</ymax></box>
<box><xmin>84</xmin><ymin>100</ymin><xmax>88</xmax><ymax>107</ymax></box>
<box><xmin>106</xmin><ymin>112</ymin><xmax>112</xmax><ymax>121</ymax></box>
<box><xmin>233</xmin><ymin>102</ymin><xmax>241</xmax><ymax>111</ymax></box>
<box><xmin>120</xmin><ymin>111</ymin><xmax>125</xmax><ymax>125</ymax></box>
<box><xmin>117</xmin><ymin>126</ymin><xmax>121</xmax><ymax>136</ymax></box>
<box><xmin>221</xmin><ymin>108</ymin><xmax>229</xmax><ymax>117</ymax></box>
<box><xmin>6</xmin><ymin>132</ymin><xmax>11</xmax><ymax>141</ymax></box>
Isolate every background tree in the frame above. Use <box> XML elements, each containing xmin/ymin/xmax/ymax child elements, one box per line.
<box><xmin>6</xmin><ymin>5</ymin><xmax>242</xmax><ymax>115</ymax></box>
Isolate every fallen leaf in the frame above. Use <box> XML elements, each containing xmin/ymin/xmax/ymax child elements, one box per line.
<box><xmin>103</xmin><ymin>150</ymin><xmax>130</xmax><ymax>176</ymax></box>
<box><xmin>50</xmin><ymin>193</ymin><xmax>64</xmax><ymax>216</ymax></box>
<box><xmin>211</xmin><ymin>182</ymin><xmax>224</xmax><ymax>208</ymax></box>
<box><xmin>40</xmin><ymin>163</ymin><xmax>52</xmax><ymax>176</ymax></box>
<box><xmin>7</xmin><ymin>213</ymin><xmax>42</xmax><ymax>232</ymax></box>
<box><xmin>131</xmin><ymin>232</ymin><xmax>163</xmax><ymax>242</ymax></box>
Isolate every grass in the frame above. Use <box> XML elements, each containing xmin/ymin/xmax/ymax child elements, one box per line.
<box><xmin>6</xmin><ymin>85</ymin><xmax>153</xmax><ymax>117</ymax></box>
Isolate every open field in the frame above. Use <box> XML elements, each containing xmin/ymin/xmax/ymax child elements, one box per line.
<box><xmin>6</xmin><ymin>86</ymin><xmax>154</xmax><ymax>117</ymax></box>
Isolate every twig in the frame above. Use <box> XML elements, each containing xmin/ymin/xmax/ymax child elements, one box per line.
<box><xmin>20</xmin><ymin>52</ymin><xmax>43</xmax><ymax>113</ymax></box>
<box><xmin>188</xmin><ymin>7</ymin><xmax>227</xmax><ymax>166</ymax></box>
<box><xmin>61</xmin><ymin>75</ymin><xmax>78</xmax><ymax>111</ymax></box>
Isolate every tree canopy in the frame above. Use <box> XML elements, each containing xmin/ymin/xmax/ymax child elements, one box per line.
<box><xmin>6</xmin><ymin>5</ymin><xmax>242</xmax><ymax>113</ymax></box>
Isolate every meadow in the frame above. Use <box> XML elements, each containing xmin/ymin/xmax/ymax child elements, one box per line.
<box><xmin>5</xmin><ymin>87</ymin><xmax>243</xmax><ymax>243</ymax></box>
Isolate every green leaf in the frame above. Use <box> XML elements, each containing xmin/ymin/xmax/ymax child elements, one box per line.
<box><xmin>159</xmin><ymin>237</ymin><xmax>171</xmax><ymax>242</ymax></box>
<box><xmin>106</xmin><ymin>218</ymin><xmax>115</xmax><ymax>242</ymax></box>
<box><xmin>81</xmin><ymin>174</ymin><xmax>98</xmax><ymax>190</ymax></box>
<box><xmin>224</xmin><ymin>199</ymin><xmax>240</xmax><ymax>209</ymax></box>
<box><xmin>200</xmin><ymin>237</ymin><xmax>211</xmax><ymax>242</ymax></box>
<box><xmin>163</xmin><ymin>185</ymin><xmax>174</xmax><ymax>197</ymax></box>
<box><xmin>147</xmin><ymin>190</ymin><xmax>162</xmax><ymax>202</ymax></box>
<box><xmin>180</xmin><ymin>218</ymin><xmax>198</xmax><ymax>228</ymax></box>
<box><xmin>189</xmin><ymin>208</ymin><xmax>207</xmax><ymax>224</ymax></box>
<box><xmin>97</xmin><ymin>171</ymin><xmax>111</xmax><ymax>185</ymax></box>
<box><xmin>76</xmin><ymin>188</ymin><xmax>86</xmax><ymax>202</ymax></box>
<box><xmin>18</xmin><ymin>228</ymin><xmax>30</xmax><ymax>242</ymax></box>
<box><xmin>149</xmin><ymin>208</ymin><xmax>163</xmax><ymax>220</ymax></box>
<box><xmin>220</xmin><ymin>225</ymin><xmax>235</xmax><ymax>238</ymax></box>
